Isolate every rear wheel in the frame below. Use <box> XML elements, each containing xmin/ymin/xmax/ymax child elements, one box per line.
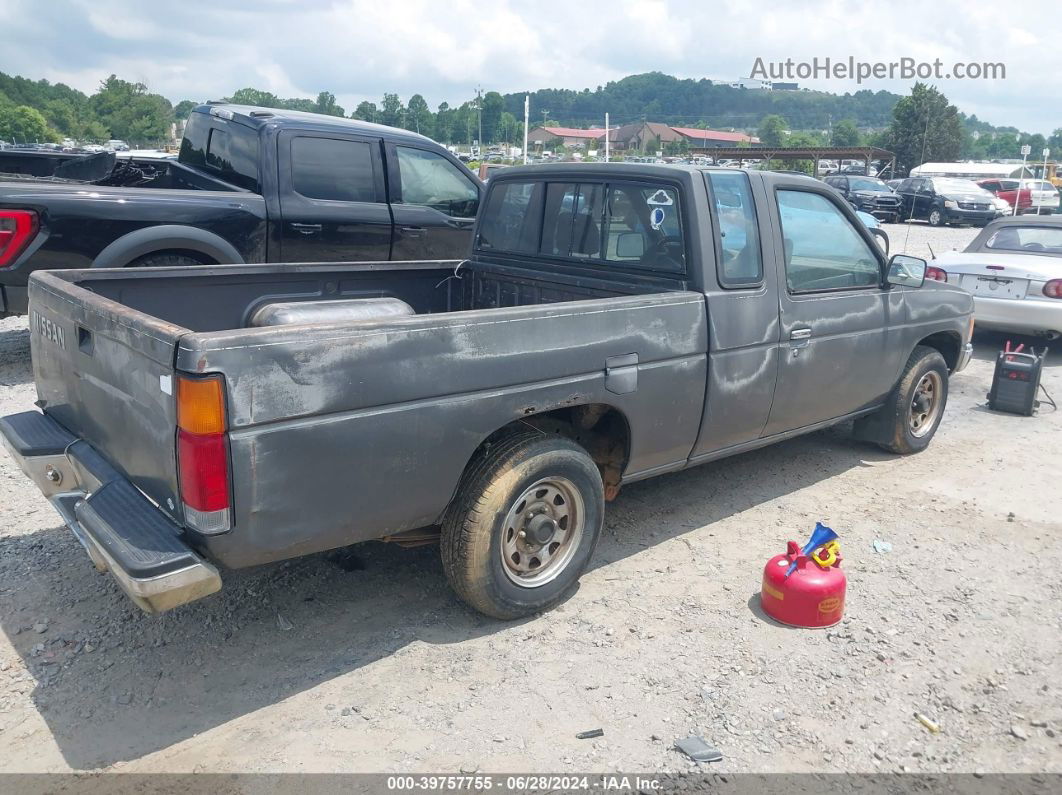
<box><xmin>127</xmin><ymin>253</ymin><xmax>205</xmax><ymax>268</ymax></box>
<box><xmin>441</xmin><ymin>432</ymin><xmax>604</xmax><ymax>619</ymax></box>
<box><xmin>861</xmin><ymin>345</ymin><xmax>949</xmax><ymax>455</ymax></box>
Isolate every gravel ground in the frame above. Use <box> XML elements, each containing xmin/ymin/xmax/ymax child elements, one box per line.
<box><xmin>1</xmin><ymin>223</ymin><xmax>1060</xmax><ymax>775</ymax></box>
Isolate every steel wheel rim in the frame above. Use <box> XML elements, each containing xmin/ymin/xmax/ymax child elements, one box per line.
<box><xmin>500</xmin><ymin>477</ymin><xmax>584</xmax><ymax>588</ymax></box>
<box><xmin>909</xmin><ymin>371</ymin><xmax>943</xmax><ymax>437</ymax></box>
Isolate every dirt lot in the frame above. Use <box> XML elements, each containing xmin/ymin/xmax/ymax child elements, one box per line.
<box><xmin>1</xmin><ymin>223</ymin><xmax>1060</xmax><ymax>775</ymax></box>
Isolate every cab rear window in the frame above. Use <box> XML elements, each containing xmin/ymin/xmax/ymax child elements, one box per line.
<box><xmin>179</xmin><ymin>112</ymin><xmax>260</xmax><ymax>192</ymax></box>
<box><xmin>478</xmin><ymin>178</ymin><xmax>686</xmax><ymax>275</ymax></box>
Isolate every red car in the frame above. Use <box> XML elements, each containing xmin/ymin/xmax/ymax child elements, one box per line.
<box><xmin>977</xmin><ymin>178</ymin><xmax>1060</xmax><ymax>214</ymax></box>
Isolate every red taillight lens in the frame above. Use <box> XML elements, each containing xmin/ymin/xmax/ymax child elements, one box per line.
<box><xmin>926</xmin><ymin>266</ymin><xmax>948</xmax><ymax>282</ymax></box>
<box><xmin>0</xmin><ymin>210</ymin><xmax>39</xmax><ymax>267</ymax></box>
<box><xmin>178</xmin><ymin>430</ymin><xmax>230</xmax><ymax>512</ymax></box>
<box><xmin>175</xmin><ymin>373</ymin><xmax>230</xmax><ymax>533</ymax></box>
<box><xmin>1044</xmin><ymin>279</ymin><xmax>1062</xmax><ymax>299</ymax></box>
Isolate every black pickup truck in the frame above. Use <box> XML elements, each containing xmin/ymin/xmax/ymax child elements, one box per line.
<box><xmin>0</xmin><ymin>104</ymin><xmax>482</xmax><ymax>317</ymax></box>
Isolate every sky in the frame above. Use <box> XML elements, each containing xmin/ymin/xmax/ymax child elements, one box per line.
<box><xmin>0</xmin><ymin>0</ymin><xmax>1057</xmax><ymax>133</ymax></box>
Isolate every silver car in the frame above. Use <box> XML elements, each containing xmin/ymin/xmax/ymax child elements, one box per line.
<box><xmin>936</xmin><ymin>216</ymin><xmax>1062</xmax><ymax>337</ymax></box>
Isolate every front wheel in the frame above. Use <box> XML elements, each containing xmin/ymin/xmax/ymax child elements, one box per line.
<box><xmin>928</xmin><ymin>208</ymin><xmax>944</xmax><ymax>227</ymax></box>
<box><xmin>441</xmin><ymin>432</ymin><xmax>604</xmax><ymax>619</ymax></box>
<box><xmin>859</xmin><ymin>345</ymin><xmax>950</xmax><ymax>455</ymax></box>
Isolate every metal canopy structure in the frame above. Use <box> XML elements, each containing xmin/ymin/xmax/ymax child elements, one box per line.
<box><xmin>694</xmin><ymin>145</ymin><xmax>896</xmax><ymax>177</ymax></box>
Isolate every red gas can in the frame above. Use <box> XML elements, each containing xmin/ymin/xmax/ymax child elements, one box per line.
<box><xmin>761</xmin><ymin>540</ymin><xmax>846</xmax><ymax>628</ymax></box>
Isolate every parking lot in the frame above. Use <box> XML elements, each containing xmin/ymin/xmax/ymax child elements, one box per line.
<box><xmin>0</xmin><ymin>222</ymin><xmax>1059</xmax><ymax>776</ymax></box>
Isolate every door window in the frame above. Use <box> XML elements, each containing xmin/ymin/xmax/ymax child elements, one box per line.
<box><xmin>395</xmin><ymin>147</ymin><xmax>479</xmax><ymax>218</ymax></box>
<box><xmin>706</xmin><ymin>171</ymin><xmax>762</xmax><ymax>286</ymax></box>
<box><xmin>291</xmin><ymin>137</ymin><xmax>376</xmax><ymax>202</ymax></box>
<box><xmin>777</xmin><ymin>190</ymin><xmax>881</xmax><ymax>292</ymax></box>
<box><xmin>477</xmin><ymin>180</ymin><xmax>542</xmax><ymax>254</ymax></box>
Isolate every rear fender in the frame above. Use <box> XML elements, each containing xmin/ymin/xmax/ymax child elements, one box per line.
<box><xmin>93</xmin><ymin>225</ymin><xmax>243</xmax><ymax>268</ymax></box>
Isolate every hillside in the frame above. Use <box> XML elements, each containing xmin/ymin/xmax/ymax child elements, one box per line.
<box><xmin>503</xmin><ymin>72</ymin><xmax>901</xmax><ymax>132</ymax></box>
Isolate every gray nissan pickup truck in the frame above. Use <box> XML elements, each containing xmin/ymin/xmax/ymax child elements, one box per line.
<box><xmin>0</xmin><ymin>165</ymin><xmax>973</xmax><ymax>619</ymax></box>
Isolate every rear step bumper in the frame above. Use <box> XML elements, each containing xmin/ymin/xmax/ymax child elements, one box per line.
<box><xmin>0</xmin><ymin>410</ymin><xmax>221</xmax><ymax>613</ymax></box>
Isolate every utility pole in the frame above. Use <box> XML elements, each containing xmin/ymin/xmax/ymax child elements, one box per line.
<box><xmin>604</xmin><ymin>112</ymin><xmax>610</xmax><ymax>162</ymax></box>
<box><xmin>476</xmin><ymin>85</ymin><xmax>483</xmax><ymax>157</ymax></box>
<box><xmin>541</xmin><ymin>109</ymin><xmax>550</xmax><ymax>126</ymax></box>
<box><xmin>523</xmin><ymin>95</ymin><xmax>530</xmax><ymax>165</ymax></box>
<box><xmin>1017</xmin><ymin>144</ymin><xmax>1031</xmax><ymax>216</ymax></box>
<box><xmin>1038</xmin><ymin>147</ymin><xmax>1050</xmax><ymax>213</ymax></box>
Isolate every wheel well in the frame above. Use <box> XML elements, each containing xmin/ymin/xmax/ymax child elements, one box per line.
<box><xmin>127</xmin><ymin>248</ymin><xmax>216</xmax><ymax>266</ymax></box>
<box><xmin>917</xmin><ymin>332</ymin><xmax>961</xmax><ymax>371</ymax></box>
<box><xmin>477</xmin><ymin>404</ymin><xmax>631</xmax><ymax>501</ymax></box>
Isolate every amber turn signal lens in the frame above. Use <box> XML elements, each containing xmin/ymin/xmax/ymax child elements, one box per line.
<box><xmin>176</xmin><ymin>375</ymin><xmax>226</xmax><ymax>435</ymax></box>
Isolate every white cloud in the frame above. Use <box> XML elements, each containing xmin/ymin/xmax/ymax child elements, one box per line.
<box><xmin>0</xmin><ymin>0</ymin><xmax>1056</xmax><ymax>132</ymax></box>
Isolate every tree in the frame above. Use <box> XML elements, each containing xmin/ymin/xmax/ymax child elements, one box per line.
<box><xmin>314</xmin><ymin>91</ymin><xmax>345</xmax><ymax>117</ymax></box>
<box><xmin>481</xmin><ymin>91</ymin><xmax>504</xmax><ymax>143</ymax></box>
<box><xmin>352</xmin><ymin>101</ymin><xmax>378</xmax><ymax>123</ymax></box>
<box><xmin>663</xmin><ymin>138</ymin><xmax>689</xmax><ymax>156</ymax></box>
<box><xmin>757</xmin><ymin>114</ymin><xmax>788</xmax><ymax>147</ymax></box>
<box><xmin>1023</xmin><ymin>133</ymin><xmax>1047</xmax><ymax>156</ymax></box>
<box><xmin>883</xmin><ymin>83</ymin><xmax>963</xmax><ymax>176</ymax></box>
<box><xmin>434</xmin><ymin>101</ymin><xmax>452</xmax><ymax>142</ymax></box>
<box><xmin>406</xmin><ymin>94</ymin><xmax>433</xmax><ymax>137</ymax></box>
<box><xmin>497</xmin><ymin>111</ymin><xmax>520</xmax><ymax>144</ymax></box>
<box><xmin>91</xmin><ymin>75</ymin><xmax>172</xmax><ymax>143</ymax></box>
<box><xmin>830</xmin><ymin>119</ymin><xmax>862</xmax><ymax>147</ymax></box>
<box><xmin>0</xmin><ymin>104</ymin><xmax>57</xmax><ymax>143</ymax></box>
<box><xmin>380</xmin><ymin>93</ymin><xmax>403</xmax><ymax>128</ymax></box>
<box><xmin>1049</xmin><ymin>128</ymin><xmax>1062</xmax><ymax>156</ymax></box>
<box><xmin>228</xmin><ymin>87</ymin><xmax>281</xmax><ymax>107</ymax></box>
<box><xmin>174</xmin><ymin>100</ymin><xmax>197</xmax><ymax>120</ymax></box>
<box><xmin>783</xmin><ymin>131</ymin><xmax>822</xmax><ymax>172</ymax></box>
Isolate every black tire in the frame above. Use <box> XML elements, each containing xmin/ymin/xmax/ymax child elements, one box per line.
<box><xmin>441</xmin><ymin>431</ymin><xmax>604</xmax><ymax>619</ymax></box>
<box><xmin>868</xmin><ymin>345</ymin><xmax>949</xmax><ymax>455</ymax></box>
<box><xmin>127</xmin><ymin>253</ymin><xmax>204</xmax><ymax>268</ymax></box>
<box><xmin>928</xmin><ymin>208</ymin><xmax>944</xmax><ymax>227</ymax></box>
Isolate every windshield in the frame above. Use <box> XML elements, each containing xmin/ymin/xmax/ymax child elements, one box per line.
<box><xmin>1021</xmin><ymin>180</ymin><xmax>1056</xmax><ymax>192</ymax></box>
<box><xmin>934</xmin><ymin>178</ymin><xmax>987</xmax><ymax>195</ymax></box>
<box><xmin>849</xmin><ymin>177</ymin><xmax>888</xmax><ymax>191</ymax></box>
<box><xmin>984</xmin><ymin>226</ymin><xmax>1062</xmax><ymax>256</ymax></box>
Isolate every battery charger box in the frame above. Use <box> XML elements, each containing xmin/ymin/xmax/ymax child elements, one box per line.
<box><xmin>987</xmin><ymin>349</ymin><xmax>1045</xmax><ymax>416</ymax></box>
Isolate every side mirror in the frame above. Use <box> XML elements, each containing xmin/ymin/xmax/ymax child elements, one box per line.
<box><xmin>887</xmin><ymin>254</ymin><xmax>928</xmax><ymax>288</ymax></box>
<box><xmin>616</xmin><ymin>232</ymin><xmax>646</xmax><ymax>258</ymax></box>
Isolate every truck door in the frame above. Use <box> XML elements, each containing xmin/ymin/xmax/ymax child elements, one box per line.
<box><xmin>277</xmin><ymin>131</ymin><xmax>392</xmax><ymax>262</ymax></box>
<box><xmin>690</xmin><ymin>170</ymin><xmax>782</xmax><ymax>456</ymax></box>
<box><xmin>761</xmin><ymin>185</ymin><xmax>904</xmax><ymax>435</ymax></box>
<box><xmin>385</xmin><ymin>143</ymin><xmax>480</xmax><ymax>260</ymax></box>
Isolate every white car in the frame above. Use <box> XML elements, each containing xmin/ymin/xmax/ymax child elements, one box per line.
<box><xmin>935</xmin><ymin>217</ymin><xmax>1062</xmax><ymax>337</ymax></box>
<box><xmin>1021</xmin><ymin>180</ymin><xmax>1060</xmax><ymax>215</ymax></box>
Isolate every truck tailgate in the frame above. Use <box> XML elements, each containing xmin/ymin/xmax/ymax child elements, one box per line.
<box><xmin>27</xmin><ymin>270</ymin><xmax>188</xmax><ymax>519</ymax></box>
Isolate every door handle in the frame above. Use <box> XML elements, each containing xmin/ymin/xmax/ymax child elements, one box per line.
<box><xmin>290</xmin><ymin>222</ymin><xmax>322</xmax><ymax>235</ymax></box>
<box><xmin>400</xmin><ymin>226</ymin><xmax>427</xmax><ymax>238</ymax></box>
<box><xmin>789</xmin><ymin>327</ymin><xmax>812</xmax><ymax>348</ymax></box>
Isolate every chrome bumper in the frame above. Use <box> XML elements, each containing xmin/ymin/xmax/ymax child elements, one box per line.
<box><xmin>0</xmin><ymin>411</ymin><xmax>221</xmax><ymax>614</ymax></box>
<box><xmin>955</xmin><ymin>342</ymin><xmax>974</xmax><ymax>373</ymax></box>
